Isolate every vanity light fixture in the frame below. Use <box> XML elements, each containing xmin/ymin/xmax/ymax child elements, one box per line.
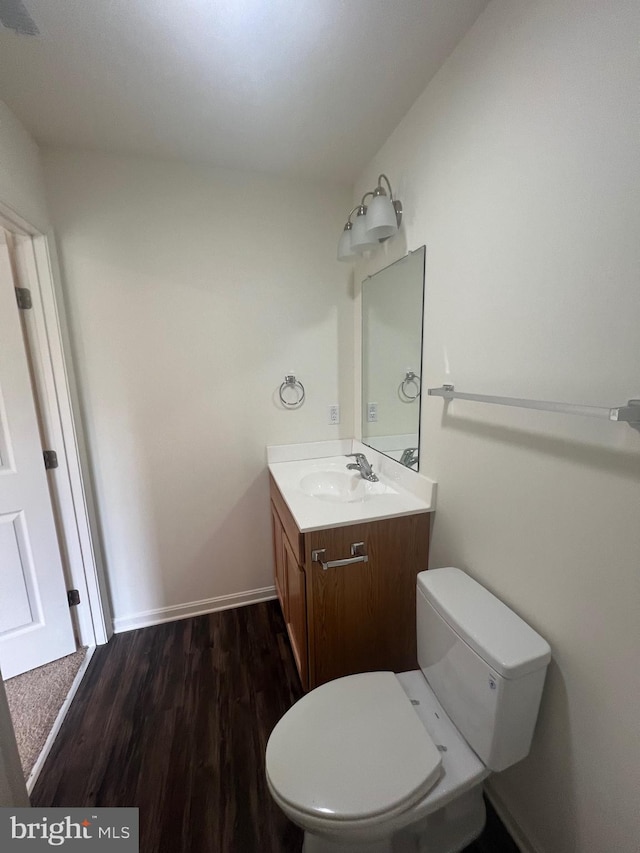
<box><xmin>337</xmin><ymin>174</ymin><xmax>402</xmax><ymax>262</ymax></box>
<box><xmin>350</xmin><ymin>193</ymin><xmax>379</xmax><ymax>255</ymax></box>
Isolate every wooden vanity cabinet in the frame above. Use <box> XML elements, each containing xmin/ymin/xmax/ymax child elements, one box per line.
<box><xmin>270</xmin><ymin>503</ymin><xmax>287</xmax><ymax>619</ymax></box>
<box><xmin>282</xmin><ymin>534</ymin><xmax>308</xmax><ymax>688</ymax></box>
<box><xmin>270</xmin><ymin>477</ymin><xmax>308</xmax><ymax>688</ymax></box>
<box><xmin>269</xmin><ymin>474</ymin><xmax>430</xmax><ymax>691</ymax></box>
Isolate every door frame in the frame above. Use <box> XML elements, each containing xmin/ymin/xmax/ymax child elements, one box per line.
<box><xmin>0</xmin><ymin>199</ymin><xmax>112</xmax><ymax>648</ymax></box>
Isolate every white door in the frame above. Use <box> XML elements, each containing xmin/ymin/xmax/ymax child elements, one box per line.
<box><xmin>0</xmin><ymin>232</ymin><xmax>76</xmax><ymax>679</ymax></box>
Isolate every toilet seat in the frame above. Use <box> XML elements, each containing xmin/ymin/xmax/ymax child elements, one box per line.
<box><xmin>266</xmin><ymin>671</ymin><xmax>442</xmax><ymax>822</ymax></box>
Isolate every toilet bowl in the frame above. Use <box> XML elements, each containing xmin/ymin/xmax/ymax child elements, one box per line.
<box><xmin>266</xmin><ymin>568</ymin><xmax>551</xmax><ymax>853</ymax></box>
<box><xmin>267</xmin><ymin>670</ymin><xmax>488</xmax><ymax>853</ymax></box>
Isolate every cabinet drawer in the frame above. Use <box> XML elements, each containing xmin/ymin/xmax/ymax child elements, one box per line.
<box><xmin>269</xmin><ymin>474</ymin><xmax>304</xmax><ymax>564</ymax></box>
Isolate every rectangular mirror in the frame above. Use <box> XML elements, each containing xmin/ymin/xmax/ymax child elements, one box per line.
<box><xmin>361</xmin><ymin>246</ymin><xmax>425</xmax><ymax>470</ymax></box>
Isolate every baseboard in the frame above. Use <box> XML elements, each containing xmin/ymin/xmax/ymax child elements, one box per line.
<box><xmin>26</xmin><ymin>646</ymin><xmax>95</xmax><ymax>796</ymax></box>
<box><xmin>485</xmin><ymin>783</ymin><xmax>540</xmax><ymax>853</ymax></box>
<box><xmin>112</xmin><ymin>586</ymin><xmax>278</xmax><ymax>633</ymax></box>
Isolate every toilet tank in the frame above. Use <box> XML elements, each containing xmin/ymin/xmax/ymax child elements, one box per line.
<box><xmin>416</xmin><ymin>568</ymin><xmax>551</xmax><ymax>772</ymax></box>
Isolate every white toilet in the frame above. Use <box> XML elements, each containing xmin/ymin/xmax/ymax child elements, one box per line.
<box><xmin>266</xmin><ymin>567</ymin><xmax>551</xmax><ymax>853</ymax></box>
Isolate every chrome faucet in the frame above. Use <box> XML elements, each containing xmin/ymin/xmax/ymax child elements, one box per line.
<box><xmin>346</xmin><ymin>452</ymin><xmax>379</xmax><ymax>482</ymax></box>
<box><xmin>399</xmin><ymin>447</ymin><xmax>419</xmax><ymax>469</ymax></box>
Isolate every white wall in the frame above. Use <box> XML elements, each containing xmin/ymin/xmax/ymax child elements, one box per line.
<box><xmin>42</xmin><ymin>149</ymin><xmax>353</xmax><ymax>627</ymax></box>
<box><xmin>0</xmin><ymin>99</ymin><xmax>49</xmax><ymax>231</ymax></box>
<box><xmin>355</xmin><ymin>2</ymin><xmax>639</xmax><ymax>852</ymax></box>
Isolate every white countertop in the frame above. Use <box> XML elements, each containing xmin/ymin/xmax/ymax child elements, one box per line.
<box><xmin>267</xmin><ymin>440</ymin><xmax>436</xmax><ymax>533</ymax></box>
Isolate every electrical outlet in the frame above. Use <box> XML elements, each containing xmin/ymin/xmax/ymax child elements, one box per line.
<box><xmin>367</xmin><ymin>402</ymin><xmax>378</xmax><ymax>423</ymax></box>
<box><xmin>328</xmin><ymin>404</ymin><xmax>340</xmax><ymax>425</ymax></box>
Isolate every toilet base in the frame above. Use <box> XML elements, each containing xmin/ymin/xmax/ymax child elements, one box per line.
<box><xmin>301</xmin><ymin>786</ymin><xmax>486</xmax><ymax>853</ymax></box>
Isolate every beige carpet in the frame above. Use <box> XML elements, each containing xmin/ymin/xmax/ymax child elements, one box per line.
<box><xmin>4</xmin><ymin>648</ymin><xmax>87</xmax><ymax>778</ymax></box>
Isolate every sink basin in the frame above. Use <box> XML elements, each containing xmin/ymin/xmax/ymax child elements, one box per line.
<box><xmin>268</xmin><ymin>449</ymin><xmax>435</xmax><ymax>531</ymax></box>
<box><xmin>299</xmin><ymin>470</ymin><xmax>397</xmax><ymax>503</ymax></box>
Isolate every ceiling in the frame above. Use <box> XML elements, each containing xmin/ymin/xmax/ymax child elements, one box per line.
<box><xmin>0</xmin><ymin>0</ymin><xmax>489</xmax><ymax>183</ymax></box>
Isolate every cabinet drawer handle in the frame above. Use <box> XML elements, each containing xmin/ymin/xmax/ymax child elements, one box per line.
<box><xmin>311</xmin><ymin>542</ymin><xmax>369</xmax><ymax>571</ymax></box>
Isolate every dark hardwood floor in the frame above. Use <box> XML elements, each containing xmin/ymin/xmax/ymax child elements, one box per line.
<box><xmin>32</xmin><ymin>601</ymin><xmax>518</xmax><ymax>853</ymax></box>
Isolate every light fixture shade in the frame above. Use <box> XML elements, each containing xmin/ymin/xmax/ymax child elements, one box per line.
<box><xmin>350</xmin><ymin>211</ymin><xmax>378</xmax><ymax>254</ymax></box>
<box><xmin>337</xmin><ymin>226</ymin><xmax>356</xmax><ymax>262</ymax></box>
<box><xmin>365</xmin><ymin>193</ymin><xmax>398</xmax><ymax>240</ymax></box>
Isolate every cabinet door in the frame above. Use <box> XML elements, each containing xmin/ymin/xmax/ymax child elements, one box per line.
<box><xmin>270</xmin><ymin>503</ymin><xmax>287</xmax><ymax>620</ymax></box>
<box><xmin>306</xmin><ymin>513</ymin><xmax>430</xmax><ymax>687</ymax></box>
<box><xmin>283</xmin><ymin>533</ymin><xmax>308</xmax><ymax>691</ymax></box>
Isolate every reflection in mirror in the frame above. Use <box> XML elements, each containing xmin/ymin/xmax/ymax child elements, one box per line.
<box><xmin>361</xmin><ymin>246</ymin><xmax>425</xmax><ymax>470</ymax></box>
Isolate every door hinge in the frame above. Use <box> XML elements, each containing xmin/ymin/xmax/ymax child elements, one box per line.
<box><xmin>43</xmin><ymin>449</ymin><xmax>59</xmax><ymax>469</ymax></box>
<box><xmin>67</xmin><ymin>589</ymin><xmax>81</xmax><ymax>607</ymax></box>
<box><xmin>15</xmin><ymin>287</ymin><xmax>32</xmax><ymax>310</ymax></box>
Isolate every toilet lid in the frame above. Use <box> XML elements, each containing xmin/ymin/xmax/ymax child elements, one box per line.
<box><xmin>266</xmin><ymin>672</ymin><xmax>442</xmax><ymax>821</ymax></box>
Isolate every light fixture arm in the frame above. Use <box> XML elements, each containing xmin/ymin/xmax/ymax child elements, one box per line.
<box><xmin>377</xmin><ymin>174</ymin><xmax>394</xmax><ymax>199</ymax></box>
<box><xmin>357</xmin><ymin>191</ymin><xmax>374</xmax><ymax>214</ymax></box>
<box><xmin>346</xmin><ymin>205</ymin><xmax>360</xmax><ymax>225</ymax></box>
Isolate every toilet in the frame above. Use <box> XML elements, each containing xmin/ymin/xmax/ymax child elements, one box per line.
<box><xmin>266</xmin><ymin>567</ymin><xmax>551</xmax><ymax>853</ymax></box>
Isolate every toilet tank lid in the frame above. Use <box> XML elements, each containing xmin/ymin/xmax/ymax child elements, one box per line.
<box><xmin>418</xmin><ymin>568</ymin><xmax>551</xmax><ymax>679</ymax></box>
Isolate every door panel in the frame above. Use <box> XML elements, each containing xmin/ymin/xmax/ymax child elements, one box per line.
<box><xmin>0</xmin><ymin>396</ymin><xmax>15</xmax><ymax>472</ymax></box>
<box><xmin>283</xmin><ymin>534</ymin><xmax>307</xmax><ymax>690</ymax></box>
<box><xmin>0</xmin><ymin>234</ymin><xmax>75</xmax><ymax>678</ymax></box>
<box><xmin>0</xmin><ymin>511</ymin><xmax>39</xmax><ymax>632</ymax></box>
<box><xmin>306</xmin><ymin>513</ymin><xmax>430</xmax><ymax>687</ymax></box>
<box><xmin>270</xmin><ymin>503</ymin><xmax>287</xmax><ymax>620</ymax></box>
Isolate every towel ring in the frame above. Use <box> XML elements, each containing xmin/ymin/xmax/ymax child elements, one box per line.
<box><xmin>399</xmin><ymin>370</ymin><xmax>421</xmax><ymax>401</ymax></box>
<box><xmin>279</xmin><ymin>374</ymin><xmax>306</xmax><ymax>408</ymax></box>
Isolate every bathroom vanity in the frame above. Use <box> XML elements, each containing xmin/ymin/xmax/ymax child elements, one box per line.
<box><xmin>268</xmin><ymin>445</ymin><xmax>435</xmax><ymax>691</ymax></box>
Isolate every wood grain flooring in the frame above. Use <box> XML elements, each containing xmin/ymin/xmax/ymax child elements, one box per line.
<box><xmin>32</xmin><ymin>601</ymin><xmax>519</xmax><ymax>853</ymax></box>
